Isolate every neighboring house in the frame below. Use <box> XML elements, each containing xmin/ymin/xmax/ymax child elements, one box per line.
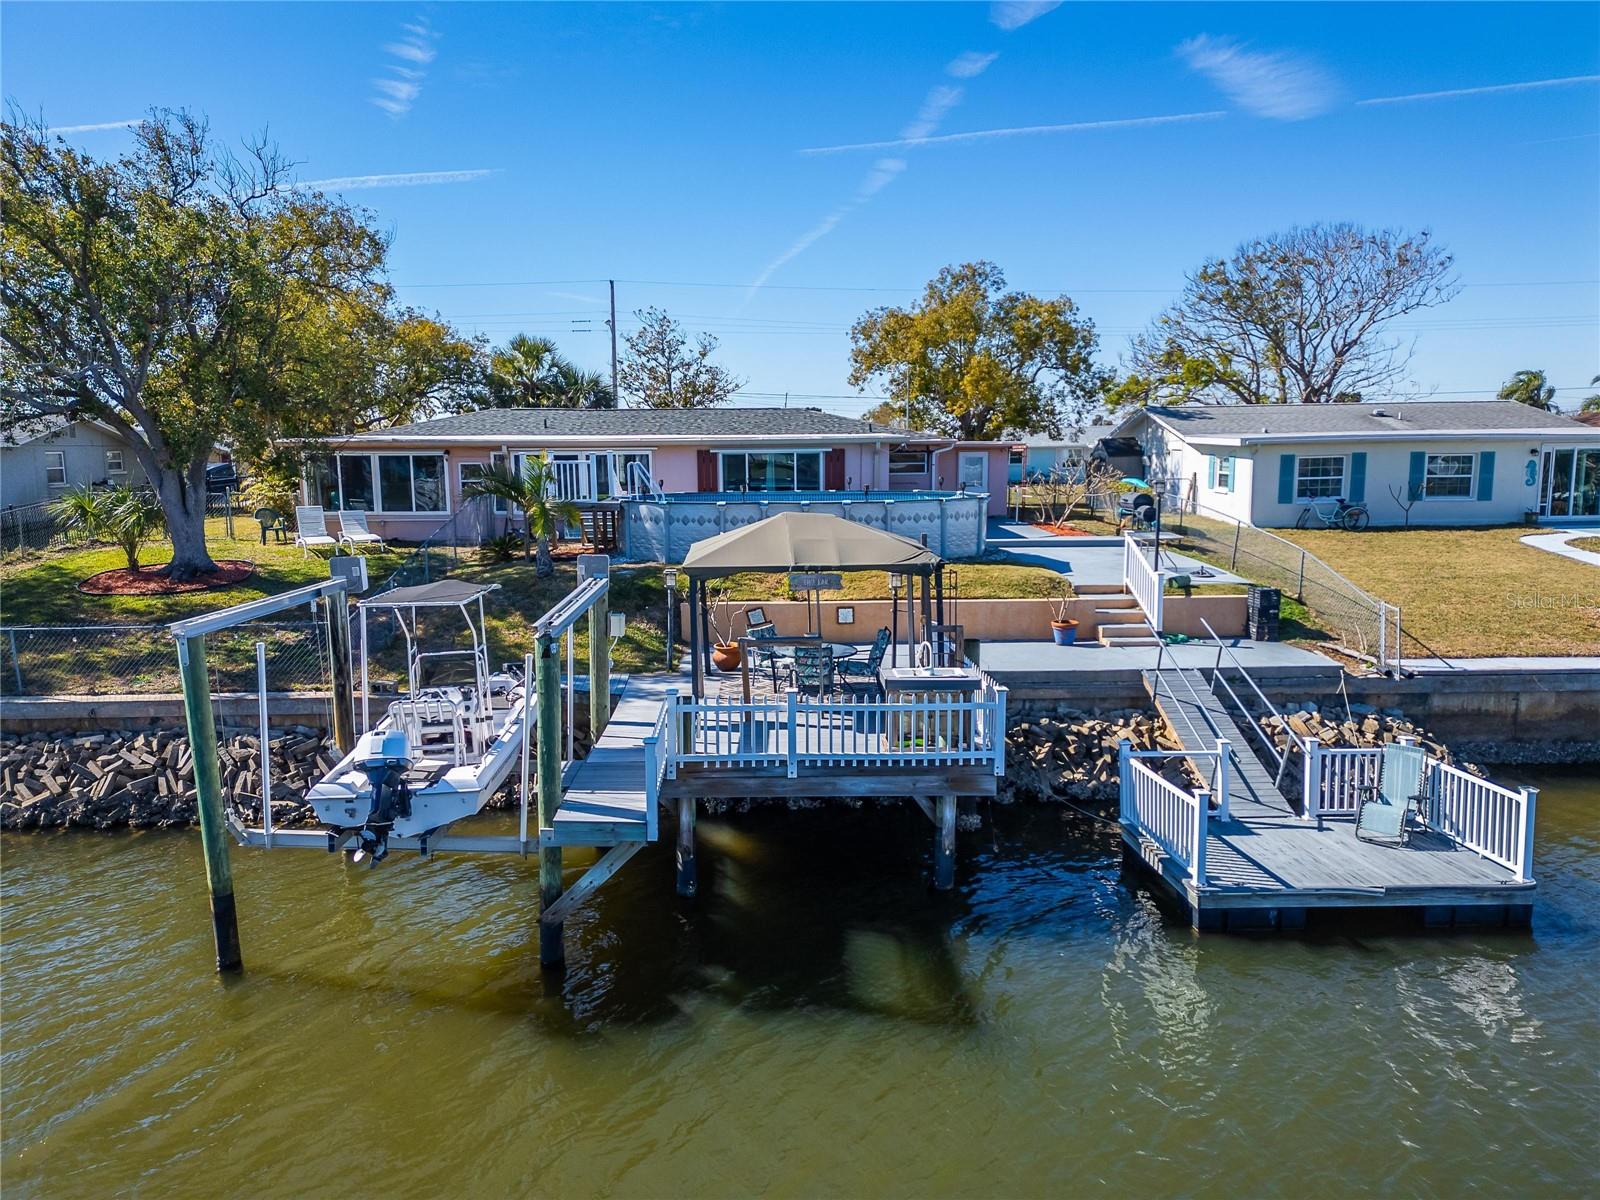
<box><xmin>304</xmin><ymin>408</ymin><xmax>1012</xmax><ymax>557</ymax></box>
<box><xmin>1</xmin><ymin>416</ymin><xmax>148</xmax><ymax>509</ymax></box>
<box><xmin>1007</xmin><ymin>424</ymin><xmax>1117</xmax><ymax>484</ymax></box>
<box><xmin>1109</xmin><ymin>401</ymin><xmax>1600</xmax><ymax>528</ymax></box>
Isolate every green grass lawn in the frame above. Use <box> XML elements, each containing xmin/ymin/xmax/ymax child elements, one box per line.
<box><xmin>1275</xmin><ymin>525</ymin><xmax>1600</xmax><ymax>659</ymax></box>
<box><xmin>0</xmin><ymin>518</ymin><xmax>408</xmax><ymax>626</ymax></box>
<box><xmin>715</xmin><ymin>561</ymin><xmax>1067</xmax><ymax>603</ymax></box>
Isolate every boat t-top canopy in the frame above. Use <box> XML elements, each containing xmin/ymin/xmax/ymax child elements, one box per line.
<box><xmin>359</xmin><ymin>579</ymin><xmax>501</xmax><ymax>609</ymax></box>
<box><xmin>680</xmin><ymin>511</ymin><xmax>942</xmax><ymax>579</ymax></box>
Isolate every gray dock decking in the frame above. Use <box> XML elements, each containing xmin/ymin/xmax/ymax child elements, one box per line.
<box><xmin>549</xmin><ymin>675</ymin><xmax>674</xmax><ymax>846</ymax></box>
<box><xmin>1136</xmin><ymin>666</ymin><xmax>1534</xmax><ymax>929</ymax></box>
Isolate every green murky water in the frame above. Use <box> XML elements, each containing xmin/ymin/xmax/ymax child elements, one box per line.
<box><xmin>3</xmin><ymin>768</ymin><xmax>1596</xmax><ymax>1198</ymax></box>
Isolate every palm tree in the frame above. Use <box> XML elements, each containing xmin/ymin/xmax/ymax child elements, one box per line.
<box><xmin>1580</xmin><ymin>375</ymin><xmax>1600</xmax><ymax>415</ymax></box>
<box><xmin>488</xmin><ymin>335</ymin><xmax>561</xmax><ymax>406</ymax></box>
<box><xmin>52</xmin><ymin>484</ymin><xmax>166</xmax><ymax>570</ymax></box>
<box><xmin>546</xmin><ymin>361</ymin><xmax>617</xmax><ymax>409</ymax></box>
<box><xmin>461</xmin><ymin>457</ymin><xmax>581</xmax><ymax>577</ymax></box>
<box><xmin>1498</xmin><ymin>369</ymin><xmax>1557</xmax><ymax>410</ymax></box>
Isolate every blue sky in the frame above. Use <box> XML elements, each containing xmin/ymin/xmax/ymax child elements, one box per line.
<box><xmin>6</xmin><ymin>1</ymin><xmax>1598</xmax><ymax>416</ymax></box>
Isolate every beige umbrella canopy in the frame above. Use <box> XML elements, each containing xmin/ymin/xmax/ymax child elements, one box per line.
<box><xmin>679</xmin><ymin>511</ymin><xmax>942</xmax><ymax>579</ymax></box>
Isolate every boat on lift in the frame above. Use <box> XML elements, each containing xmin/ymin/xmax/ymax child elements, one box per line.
<box><xmin>306</xmin><ymin>579</ymin><xmax>530</xmax><ymax>863</ymax></box>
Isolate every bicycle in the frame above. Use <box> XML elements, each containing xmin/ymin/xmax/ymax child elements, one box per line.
<box><xmin>1295</xmin><ymin>496</ymin><xmax>1371</xmax><ymax>531</ymax></box>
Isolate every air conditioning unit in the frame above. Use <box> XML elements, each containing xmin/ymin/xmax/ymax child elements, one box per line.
<box><xmin>329</xmin><ymin>554</ymin><xmax>369</xmax><ymax>593</ymax></box>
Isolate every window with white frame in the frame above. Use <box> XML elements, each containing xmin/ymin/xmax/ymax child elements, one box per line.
<box><xmin>720</xmin><ymin>450</ymin><xmax>823</xmax><ymax>492</ymax></box>
<box><xmin>889</xmin><ymin>449</ymin><xmax>930</xmax><ymax>475</ymax></box>
<box><xmin>377</xmin><ymin>453</ymin><xmax>447</xmax><ymax>512</ymax></box>
<box><xmin>44</xmin><ymin>450</ymin><xmax>66</xmax><ymax>486</ymax></box>
<box><xmin>1213</xmin><ymin>455</ymin><xmax>1232</xmax><ymax>491</ymax></box>
<box><xmin>1296</xmin><ymin>455</ymin><xmax>1345</xmax><ymax>500</ymax></box>
<box><xmin>1423</xmin><ymin>452</ymin><xmax>1476</xmax><ymax>499</ymax></box>
<box><xmin>105</xmin><ymin>449</ymin><xmax>125</xmax><ymax>475</ymax></box>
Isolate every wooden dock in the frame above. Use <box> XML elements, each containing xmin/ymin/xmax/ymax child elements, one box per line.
<box><xmin>549</xmin><ymin>675</ymin><xmax>672</xmax><ymax>846</ymax></box>
<box><xmin>1127</xmin><ymin>665</ymin><xmax>1536</xmax><ymax>931</ymax></box>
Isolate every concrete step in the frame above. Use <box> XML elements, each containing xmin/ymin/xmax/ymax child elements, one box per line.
<box><xmin>1074</xmin><ymin>582</ymin><xmax>1131</xmax><ymax>596</ymax></box>
<box><xmin>1094</xmin><ymin>607</ymin><xmax>1149</xmax><ymax>623</ymax></box>
<box><xmin>1102</xmin><ymin>634</ymin><xmax>1162</xmax><ymax>648</ymax></box>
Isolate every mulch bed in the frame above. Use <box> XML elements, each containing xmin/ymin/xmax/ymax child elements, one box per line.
<box><xmin>77</xmin><ymin>560</ymin><xmax>256</xmax><ymax>596</ymax></box>
<box><xmin>1030</xmin><ymin>521</ymin><xmax>1103</xmax><ymax>537</ymax></box>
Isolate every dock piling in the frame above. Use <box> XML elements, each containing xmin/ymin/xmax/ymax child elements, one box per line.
<box><xmin>322</xmin><ymin>593</ymin><xmax>355</xmax><ymax>755</ymax></box>
<box><xmin>535</xmin><ymin>631</ymin><xmax>565</xmax><ymax>967</ymax></box>
<box><xmin>675</xmin><ymin>795</ymin><xmax>698</xmax><ymax>897</ymax></box>
<box><xmin>934</xmin><ymin>795</ymin><xmax>956</xmax><ymax>890</ymax></box>
<box><xmin>177</xmin><ymin>634</ymin><xmax>243</xmax><ymax>973</ymax></box>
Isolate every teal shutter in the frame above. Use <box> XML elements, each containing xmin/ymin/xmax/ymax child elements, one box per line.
<box><xmin>1477</xmin><ymin>451</ymin><xmax>1495</xmax><ymax>502</ymax></box>
<box><xmin>1225</xmin><ymin>456</ymin><xmax>1237</xmax><ymax>493</ymax></box>
<box><xmin>1408</xmin><ymin>452</ymin><xmax>1426</xmax><ymax>501</ymax></box>
<box><xmin>1348</xmin><ymin>452</ymin><xmax>1367</xmax><ymax>503</ymax></box>
<box><xmin>1207</xmin><ymin>456</ymin><xmax>1217</xmax><ymax>488</ymax></box>
<box><xmin>1278</xmin><ymin>454</ymin><xmax>1297</xmax><ymax>504</ymax></box>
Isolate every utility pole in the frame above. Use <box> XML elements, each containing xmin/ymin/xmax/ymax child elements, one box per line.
<box><xmin>608</xmin><ymin>279</ymin><xmax>620</xmax><ymax>408</ymax></box>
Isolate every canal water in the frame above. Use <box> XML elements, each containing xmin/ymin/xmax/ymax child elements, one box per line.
<box><xmin>3</xmin><ymin>768</ymin><xmax>1595</xmax><ymax>1198</ymax></box>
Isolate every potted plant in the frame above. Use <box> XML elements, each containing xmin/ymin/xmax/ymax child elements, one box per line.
<box><xmin>707</xmin><ymin>586</ymin><xmax>742</xmax><ymax>671</ymax></box>
<box><xmin>1049</xmin><ymin>577</ymin><xmax>1078</xmax><ymax>645</ymax></box>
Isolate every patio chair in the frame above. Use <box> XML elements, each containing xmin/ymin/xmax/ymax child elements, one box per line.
<box><xmin>253</xmin><ymin>507</ymin><xmax>288</xmax><ymax>545</ymax></box>
<box><xmin>790</xmin><ymin>643</ymin><xmax>835</xmax><ymax>697</ymax></box>
<box><xmin>294</xmin><ymin>506</ymin><xmax>338</xmax><ymax>557</ymax></box>
<box><xmin>838</xmin><ymin>627</ymin><xmax>891</xmax><ymax>697</ymax></box>
<box><xmin>747</xmin><ymin>621</ymin><xmax>783</xmax><ymax>686</ymax></box>
<box><xmin>1355</xmin><ymin>742</ymin><xmax>1428</xmax><ymax>845</ymax></box>
<box><xmin>338</xmin><ymin>509</ymin><xmax>388</xmax><ymax>554</ymax></box>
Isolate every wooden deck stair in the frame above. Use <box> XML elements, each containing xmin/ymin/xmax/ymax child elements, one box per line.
<box><xmin>548</xmin><ymin>675</ymin><xmax>673</xmax><ymax>847</ymax></box>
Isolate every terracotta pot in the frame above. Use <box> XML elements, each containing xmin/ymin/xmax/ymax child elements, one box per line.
<box><xmin>1050</xmin><ymin>619</ymin><xmax>1079</xmax><ymax>646</ymax></box>
<box><xmin>712</xmin><ymin>641</ymin><xmax>742</xmax><ymax>671</ymax></box>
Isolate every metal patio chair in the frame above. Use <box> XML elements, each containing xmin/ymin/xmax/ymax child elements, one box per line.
<box><xmin>790</xmin><ymin>643</ymin><xmax>836</xmax><ymax>697</ymax></box>
<box><xmin>1355</xmin><ymin>742</ymin><xmax>1428</xmax><ymax>845</ymax></box>
<box><xmin>838</xmin><ymin>627</ymin><xmax>891</xmax><ymax>698</ymax></box>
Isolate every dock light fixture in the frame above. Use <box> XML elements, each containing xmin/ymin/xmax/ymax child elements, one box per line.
<box><xmin>663</xmin><ymin>568</ymin><xmax>679</xmax><ymax>671</ymax></box>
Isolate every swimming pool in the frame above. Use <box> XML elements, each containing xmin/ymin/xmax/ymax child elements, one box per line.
<box><xmin>618</xmin><ymin>491</ymin><xmax>989</xmax><ymax>562</ymax></box>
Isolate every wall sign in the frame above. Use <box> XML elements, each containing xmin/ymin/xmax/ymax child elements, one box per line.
<box><xmin>789</xmin><ymin>572</ymin><xmax>844</xmax><ymax>592</ymax></box>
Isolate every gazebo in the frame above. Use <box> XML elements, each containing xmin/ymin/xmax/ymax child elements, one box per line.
<box><xmin>678</xmin><ymin>511</ymin><xmax>951</xmax><ymax>697</ymax></box>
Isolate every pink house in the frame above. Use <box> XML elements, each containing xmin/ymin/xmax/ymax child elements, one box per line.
<box><xmin>304</xmin><ymin>407</ymin><xmax>1010</xmax><ymax>559</ymax></box>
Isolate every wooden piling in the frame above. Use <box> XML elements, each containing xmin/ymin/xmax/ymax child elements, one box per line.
<box><xmin>676</xmin><ymin>795</ymin><xmax>698</xmax><ymax>897</ymax></box>
<box><xmin>176</xmin><ymin>634</ymin><xmax>243</xmax><ymax>972</ymax></box>
<box><xmin>934</xmin><ymin>794</ymin><xmax>956</xmax><ymax>890</ymax></box>
<box><xmin>535</xmin><ymin>631</ymin><xmax>565</xmax><ymax>966</ymax></box>
<box><xmin>323</xmin><ymin>592</ymin><xmax>355</xmax><ymax>754</ymax></box>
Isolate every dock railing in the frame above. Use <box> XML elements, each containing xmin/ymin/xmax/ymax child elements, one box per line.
<box><xmin>668</xmin><ymin>678</ymin><xmax>1008</xmax><ymax>778</ymax></box>
<box><xmin>1122</xmin><ymin>534</ymin><xmax>1167</xmax><ymax>633</ymax></box>
<box><xmin>1304</xmin><ymin>744</ymin><xmax>1537</xmax><ymax>881</ymax></box>
<box><xmin>1119</xmin><ymin>739</ymin><xmax>1228</xmax><ymax>886</ymax></box>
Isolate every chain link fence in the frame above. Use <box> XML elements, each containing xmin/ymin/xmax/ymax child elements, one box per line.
<box><xmin>1169</xmin><ymin>502</ymin><xmax>1402</xmax><ymax>670</ymax></box>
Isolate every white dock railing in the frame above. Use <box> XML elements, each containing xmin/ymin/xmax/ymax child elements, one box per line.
<box><xmin>1424</xmin><ymin>759</ymin><xmax>1537</xmax><ymax>881</ymax></box>
<box><xmin>1302</xmin><ymin>743</ymin><xmax>1537</xmax><ymax>881</ymax></box>
<box><xmin>668</xmin><ymin>681</ymin><xmax>1008</xmax><ymax>778</ymax></box>
<box><xmin>1122</xmin><ymin>534</ymin><xmax>1168</xmax><ymax>633</ymax></box>
<box><xmin>1118</xmin><ymin>741</ymin><xmax>1226</xmax><ymax>886</ymax></box>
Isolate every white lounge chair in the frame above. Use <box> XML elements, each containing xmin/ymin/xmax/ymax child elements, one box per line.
<box><xmin>338</xmin><ymin>510</ymin><xmax>387</xmax><ymax>554</ymax></box>
<box><xmin>294</xmin><ymin>506</ymin><xmax>338</xmax><ymax>557</ymax></box>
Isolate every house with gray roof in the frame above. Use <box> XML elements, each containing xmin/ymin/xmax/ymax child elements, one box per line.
<box><xmin>305</xmin><ymin>407</ymin><xmax>1012</xmax><ymax>559</ymax></box>
<box><xmin>1109</xmin><ymin>400</ymin><xmax>1600</xmax><ymax>528</ymax></box>
<box><xmin>1</xmin><ymin>415</ymin><xmax>148</xmax><ymax>510</ymax></box>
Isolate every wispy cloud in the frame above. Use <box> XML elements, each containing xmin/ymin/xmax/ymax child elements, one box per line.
<box><xmin>299</xmin><ymin>169</ymin><xmax>498</xmax><ymax>191</ymax></box>
<box><xmin>800</xmin><ymin>110</ymin><xmax>1226</xmax><ymax>155</ymax></box>
<box><xmin>45</xmin><ymin>119</ymin><xmax>139</xmax><ymax>134</ymax></box>
<box><xmin>990</xmin><ymin>1</ymin><xmax>1061</xmax><ymax>31</ymax></box>
<box><xmin>1177</xmin><ymin>34</ymin><xmax>1338</xmax><ymax>120</ymax></box>
<box><xmin>1358</xmin><ymin>74</ymin><xmax>1600</xmax><ymax>107</ymax></box>
<box><xmin>946</xmin><ymin>51</ymin><xmax>1000</xmax><ymax>79</ymax></box>
<box><xmin>371</xmin><ymin>15</ymin><xmax>440</xmax><ymax>117</ymax></box>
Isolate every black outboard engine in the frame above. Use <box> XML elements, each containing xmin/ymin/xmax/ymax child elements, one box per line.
<box><xmin>350</xmin><ymin>730</ymin><xmax>413</xmax><ymax>867</ymax></box>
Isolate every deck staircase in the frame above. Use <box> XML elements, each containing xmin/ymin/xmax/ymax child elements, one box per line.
<box><xmin>1077</xmin><ymin>582</ymin><xmax>1162</xmax><ymax>648</ymax></box>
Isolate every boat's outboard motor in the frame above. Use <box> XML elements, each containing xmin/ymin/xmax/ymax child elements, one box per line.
<box><xmin>349</xmin><ymin>729</ymin><xmax>413</xmax><ymax>866</ymax></box>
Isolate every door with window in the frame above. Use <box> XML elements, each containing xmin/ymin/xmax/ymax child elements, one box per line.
<box><xmin>957</xmin><ymin>451</ymin><xmax>988</xmax><ymax>493</ymax></box>
<box><xmin>1541</xmin><ymin>446</ymin><xmax>1600</xmax><ymax>518</ymax></box>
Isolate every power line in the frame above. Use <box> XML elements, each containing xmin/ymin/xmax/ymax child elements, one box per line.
<box><xmin>395</xmin><ymin>274</ymin><xmax>1600</xmax><ymax>293</ymax></box>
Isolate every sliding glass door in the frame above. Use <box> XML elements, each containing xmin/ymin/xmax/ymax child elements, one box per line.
<box><xmin>1543</xmin><ymin>447</ymin><xmax>1600</xmax><ymax>518</ymax></box>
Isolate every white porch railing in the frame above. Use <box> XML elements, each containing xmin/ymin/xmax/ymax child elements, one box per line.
<box><xmin>667</xmin><ymin>681</ymin><xmax>1008</xmax><ymax>778</ymax></box>
<box><xmin>1424</xmin><ymin>759</ymin><xmax>1537</xmax><ymax>881</ymax></box>
<box><xmin>548</xmin><ymin>457</ymin><xmax>593</xmax><ymax>502</ymax></box>
<box><xmin>1119</xmin><ymin>744</ymin><xmax>1212</xmax><ymax>885</ymax></box>
<box><xmin>1303</xmin><ymin>742</ymin><xmax>1537</xmax><ymax>881</ymax></box>
<box><xmin>1122</xmin><ymin>534</ymin><xmax>1167</xmax><ymax>633</ymax></box>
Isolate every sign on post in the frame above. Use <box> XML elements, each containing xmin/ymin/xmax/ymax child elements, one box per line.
<box><xmin>788</xmin><ymin>572</ymin><xmax>843</xmax><ymax>592</ymax></box>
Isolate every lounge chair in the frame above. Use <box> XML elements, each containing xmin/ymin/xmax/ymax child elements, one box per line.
<box><xmin>790</xmin><ymin>643</ymin><xmax>835</xmax><ymax>697</ymax></box>
<box><xmin>294</xmin><ymin>506</ymin><xmax>338</xmax><ymax>557</ymax></box>
<box><xmin>1355</xmin><ymin>742</ymin><xmax>1427</xmax><ymax>845</ymax></box>
<box><xmin>338</xmin><ymin>510</ymin><xmax>388</xmax><ymax>554</ymax></box>
<box><xmin>838</xmin><ymin>627</ymin><xmax>891</xmax><ymax>697</ymax></box>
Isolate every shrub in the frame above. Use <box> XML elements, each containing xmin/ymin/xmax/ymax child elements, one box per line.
<box><xmin>52</xmin><ymin>484</ymin><xmax>166</xmax><ymax>570</ymax></box>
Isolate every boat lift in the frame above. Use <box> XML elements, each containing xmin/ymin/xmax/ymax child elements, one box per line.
<box><xmin>170</xmin><ymin>555</ymin><xmax>633</xmax><ymax>973</ymax></box>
